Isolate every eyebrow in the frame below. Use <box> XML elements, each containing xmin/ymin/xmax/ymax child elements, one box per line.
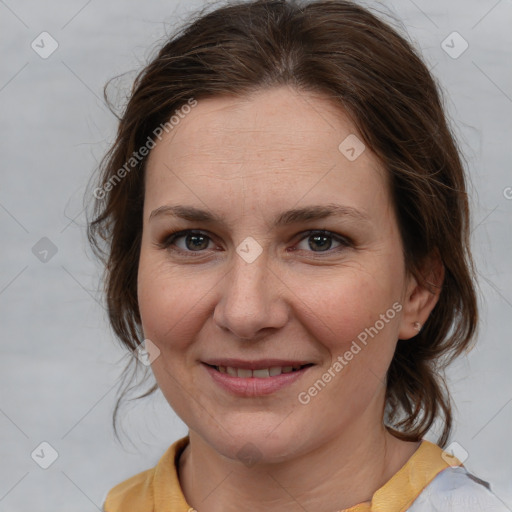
<box><xmin>149</xmin><ymin>203</ymin><xmax>370</xmax><ymax>226</ymax></box>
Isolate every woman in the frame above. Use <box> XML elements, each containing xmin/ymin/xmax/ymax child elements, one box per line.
<box><xmin>87</xmin><ymin>1</ymin><xmax>508</xmax><ymax>510</ymax></box>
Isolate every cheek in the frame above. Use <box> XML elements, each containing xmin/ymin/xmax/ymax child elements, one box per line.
<box><xmin>137</xmin><ymin>251</ymin><xmax>212</xmax><ymax>351</ymax></box>
<box><xmin>287</xmin><ymin>267</ymin><xmax>403</xmax><ymax>369</ymax></box>
<box><xmin>136</xmin><ymin>253</ymin><xmax>211</xmax><ymax>417</ymax></box>
<box><xmin>289</xmin><ymin>270</ymin><xmax>403</xmax><ymax>419</ymax></box>
<box><xmin>289</xmin><ymin>272</ymin><xmax>401</xmax><ymax>345</ymax></box>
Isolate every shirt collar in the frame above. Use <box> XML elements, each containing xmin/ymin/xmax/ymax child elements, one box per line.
<box><xmin>153</xmin><ymin>436</ymin><xmax>461</xmax><ymax>512</ymax></box>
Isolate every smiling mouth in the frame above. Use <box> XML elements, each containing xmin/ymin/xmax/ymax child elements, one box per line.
<box><xmin>205</xmin><ymin>363</ymin><xmax>314</xmax><ymax>378</ymax></box>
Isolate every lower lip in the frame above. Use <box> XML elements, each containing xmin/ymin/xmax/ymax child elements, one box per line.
<box><xmin>202</xmin><ymin>363</ymin><xmax>312</xmax><ymax>397</ymax></box>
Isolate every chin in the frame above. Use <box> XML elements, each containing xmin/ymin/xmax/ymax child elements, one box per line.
<box><xmin>196</xmin><ymin>421</ymin><xmax>309</xmax><ymax>466</ymax></box>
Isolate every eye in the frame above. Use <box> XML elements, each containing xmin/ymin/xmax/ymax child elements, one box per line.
<box><xmin>294</xmin><ymin>230</ymin><xmax>351</xmax><ymax>254</ymax></box>
<box><xmin>157</xmin><ymin>229</ymin><xmax>351</xmax><ymax>257</ymax></box>
<box><xmin>159</xmin><ymin>229</ymin><xmax>215</xmax><ymax>254</ymax></box>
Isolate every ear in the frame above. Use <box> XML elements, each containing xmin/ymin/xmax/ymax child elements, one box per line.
<box><xmin>398</xmin><ymin>250</ymin><xmax>444</xmax><ymax>340</ymax></box>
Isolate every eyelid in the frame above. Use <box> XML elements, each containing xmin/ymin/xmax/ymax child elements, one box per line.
<box><xmin>291</xmin><ymin>230</ymin><xmax>353</xmax><ymax>256</ymax></box>
<box><xmin>156</xmin><ymin>229</ymin><xmax>217</xmax><ymax>254</ymax></box>
<box><xmin>296</xmin><ymin>229</ymin><xmax>352</xmax><ymax>245</ymax></box>
<box><xmin>157</xmin><ymin>228</ymin><xmax>352</xmax><ymax>256</ymax></box>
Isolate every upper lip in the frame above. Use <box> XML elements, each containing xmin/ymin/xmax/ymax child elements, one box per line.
<box><xmin>202</xmin><ymin>359</ymin><xmax>314</xmax><ymax>370</ymax></box>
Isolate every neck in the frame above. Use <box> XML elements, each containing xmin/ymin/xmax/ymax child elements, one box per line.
<box><xmin>178</xmin><ymin>411</ymin><xmax>420</xmax><ymax>512</ymax></box>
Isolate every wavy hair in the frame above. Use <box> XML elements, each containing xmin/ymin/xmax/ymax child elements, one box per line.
<box><xmin>87</xmin><ymin>0</ymin><xmax>478</xmax><ymax>446</ymax></box>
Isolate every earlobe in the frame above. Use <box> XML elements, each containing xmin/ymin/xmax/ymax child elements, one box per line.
<box><xmin>398</xmin><ymin>253</ymin><xmax>444</xmax><ymax>340</ymax></box>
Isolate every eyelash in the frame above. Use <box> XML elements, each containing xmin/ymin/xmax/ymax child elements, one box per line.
<box><xmin>157</xmin><ymin>229</ymin><xmax>352</xmax><ymax>257</ymax></box>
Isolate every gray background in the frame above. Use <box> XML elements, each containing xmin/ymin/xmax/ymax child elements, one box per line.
<box><xmin>0</xmin><ymin>0</ymin><xmax>511</xmax><ymax>510</ymax></box>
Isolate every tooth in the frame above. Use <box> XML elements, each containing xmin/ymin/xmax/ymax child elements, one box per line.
<box><xmin>221</xmin><ymin>365</ymin><xmax>303</xmax><ymax>378</ymax></box>
<box><xmin>253</xmin><ymin>368</ymin><xmax>270</xmax><ymax>378</ymax></box>
<box><xmin>226</xmin><ymin>366</ymin><xmax>238</xmax><ymax>377</ymax></box>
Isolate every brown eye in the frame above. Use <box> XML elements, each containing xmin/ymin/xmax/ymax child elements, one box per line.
<box><xmin>308</xmin><ymin>233</ymin><xmax>333</xmax><ymax>251</ymax></box>
<box><xmin>182</xmin><ymin>232</ymin><xmax>210</xmax><ymax>251</ymax></box>
<box><xmin>160</xmin><ymin>230</ymin><xmax>214</xmax><ymax>253</ymax></box>
<box><xmin>295</xmin><ymin>230</ymin><xmax>351</xmax><ymax>254</ymax></box>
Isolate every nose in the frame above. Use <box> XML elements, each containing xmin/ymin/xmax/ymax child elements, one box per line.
<box><xmin>213</xmin><ymin>250</ymin><xmax>289</xmax><ymax>341</ymax></box>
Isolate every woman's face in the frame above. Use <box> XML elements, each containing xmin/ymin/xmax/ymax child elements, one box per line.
<box><xmin>138</xmin><ymin>86</ymin><xmax>419</xmax><ymax>461</ymax></box>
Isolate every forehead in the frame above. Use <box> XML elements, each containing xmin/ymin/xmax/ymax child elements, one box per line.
<box><xmin>144</xmin><ymin>86</ymin><xmax>389</xmax><ymax>219</ymax></box>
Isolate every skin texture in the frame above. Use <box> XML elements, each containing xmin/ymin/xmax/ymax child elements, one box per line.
<box><xmin>137</xmin><ymin>86</ymin><xmax>442</xmax><ymax>512</ymax></box>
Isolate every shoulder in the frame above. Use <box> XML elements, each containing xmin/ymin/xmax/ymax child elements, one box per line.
<box><xmin>408</xmin><ymin>465</ymin><xmax>509</xmax><ymax>511</ymax></box>
<box><xmin>102</xmin><ymin>466</ymin><xmax>156</xmax><ymax>512</ymax></box>
<box><xmin>101</xmin><ymin>435</ymin><xmax>191</xmax><ymax>512</ymax></box>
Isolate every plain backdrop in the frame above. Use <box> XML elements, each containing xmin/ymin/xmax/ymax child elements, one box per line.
<box><xmin>0</xmin><ymin>0</ymin><xmax>511</xmax><ymax>510</ymax></box>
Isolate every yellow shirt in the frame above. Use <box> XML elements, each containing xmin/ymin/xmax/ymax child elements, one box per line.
<box><xmin>103</xmin><ymin>436</ymin><xmax>462</xmax><ymax>512</ymax></box>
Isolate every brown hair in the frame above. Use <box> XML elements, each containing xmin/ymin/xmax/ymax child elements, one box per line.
<box><xmin>87</xmin><ymin>0</ymin><xmax>478</xmax><ymax>447</ymax></box>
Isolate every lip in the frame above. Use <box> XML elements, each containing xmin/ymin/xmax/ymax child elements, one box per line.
<box><xmin>202</xmin><ymin>362</ymin><xmax>314</xmax><ymax>397</ymax></box>
<box><xmin>202</xmin><ymin>358</ymin><xmax>313</xmax><ymax>370</ymax></box>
